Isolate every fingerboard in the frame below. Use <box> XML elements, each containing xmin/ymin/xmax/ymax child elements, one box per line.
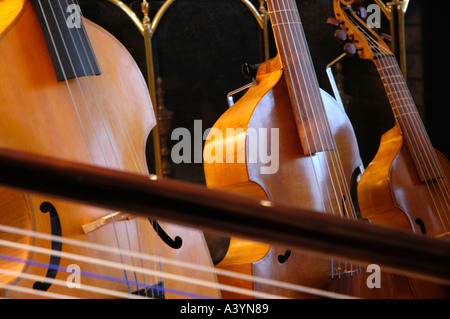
<box><xmin>267</xmin><ymin>0</ymin><xmax>335</xmax><ymax>155</ymax></box>
<box><xmin>375</xmin><ymin>55</ymin><xmax>442</xmax><ymax>182</ymax></box>
<box><xmin>32</xmin><ymin>0</ymin><xmax>100</xmax><ymax>81</ymax></box>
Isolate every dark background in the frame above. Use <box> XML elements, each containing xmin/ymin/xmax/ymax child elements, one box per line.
<box><xmin>78</xmin><ymin>0</ymin><xmax>447</xmax><ymax>185</ymax></box>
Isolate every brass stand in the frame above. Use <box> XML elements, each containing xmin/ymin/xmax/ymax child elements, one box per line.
<box><xmin>141</xmin><ymin>0</ymin><xmax>163</xmax><ymax>177</ymax></box>
<box><xmin>102</xmin><ymin>0</ymin><xmax>269</xmax><ymax>177</ymax></box>
<box><xmin>375</xmin><ymin>0</ymin><xmax>410</xmax><ymax>78</ymax></box>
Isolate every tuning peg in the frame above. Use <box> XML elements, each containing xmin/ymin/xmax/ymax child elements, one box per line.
<box><xmin>241</xmin><ymin>62</ymin><xmax>261</xmax><ymax>79</ymax></box>
<box><xmin>356</xmin><ymin>7</ymin><xmax>367</xmax><ymax>20</ymax></box>
<box><xmin>334</xmin><ymin>29</ymin><xmax>348</xmax><ymax>43</ymax></box>
<box><xmin>343</xmin><ymin>42</ymin><xmax>360</xmax><ymax>56</ymax></box>
<box><xmin>326</xmin><ymin>17</ymin><xmax>343</xmax><ymax>28</ymax></box>
<box><xmin>380</xmin><ymin>33</ymin><xmax>392</xmax><ymax>43</ymax></box>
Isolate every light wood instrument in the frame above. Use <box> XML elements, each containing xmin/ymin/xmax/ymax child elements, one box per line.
<box><xmin>204</xmin><ymin>0</ymin><xmax>365</xmax><ymax>298</ymax></box>
<box><xmin>330</xmin><ymin>0</ymin><xmax>449</xmax><ymax>298</ymax></box>
<box><xmin>0</xmin><ymin>0</ymin><xmax>219</xmax><ymax>299</ymax></box>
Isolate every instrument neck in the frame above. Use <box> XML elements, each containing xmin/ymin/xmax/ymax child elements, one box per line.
<box><xmin>375</xmin><ymin>55</ymin><xmax>442</xmax><ymax>182</ymax></box>
<box><xmin>266</xmin><ymin>0</ymin><xmax>335</xmax><ymax>155</ymax></box>
<box><xmin>31</xmin><ymin>0</ymin><xmax>100</xmax><ymax>81</ymax></box>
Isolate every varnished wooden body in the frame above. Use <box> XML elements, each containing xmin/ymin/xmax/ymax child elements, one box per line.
<box><xmin>359</xmin><ymin>125</ymin><xmax>450</xmax><ymax>235</ymax></box>
<box><xmin>204</xmin><ymin>56</ymin><xmax>363</xmax><ymax>298</ymax></box>
<box><xmin>330</xmin><ymin>127</ymin><xmax>449</xmax><ymax>298</ymax></box>
<box><xmin>330</xmin><ymin>0</ymin><xmax>450</xmax><ymax>298</ymax></box>
<box><xmin>357</xmin><ymin>125</ymin><xmax>450</xmax><ymax>298</ymax></box>
<box><xmin>0</xmin><ymin>1</ymin><xmax>219</xmax><ymax>298</ymax></box>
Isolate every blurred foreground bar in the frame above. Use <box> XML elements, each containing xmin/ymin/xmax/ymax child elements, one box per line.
<box><xmin>0</xmin><ymin>147</ymin><xmax>448</xmax><ymax>285</ymax></box>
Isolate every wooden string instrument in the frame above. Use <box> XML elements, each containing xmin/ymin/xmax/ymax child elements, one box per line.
<box><xmin>0</xmin><ymin>147</ymin><xmax>449</xmax><ymax>288</ymax></box>
<box><xmin>204</xmin><ymin>0</ymin><xmax>366</xmax><ymax>298</ymax></box>
<box><xmin>330</xmin><ymin>0</ymin><xmax>449</xmax><ymax>298</ymax></box>
<box><xmin>0</xmin><ymin>0</ymin><xmax>219</xmax><ymax>298</ymax></box>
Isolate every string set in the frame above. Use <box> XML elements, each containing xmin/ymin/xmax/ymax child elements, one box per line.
<box><xmin>32</xmin><ymin>0</ymin><xmax>164</xmax><ymax>297</ymax></box>
<box><xmin>9</xmin><ymin>0</ymin><xmax>445</xmax><ymax>300</ymax></box>
<box><xmin>344</xmin><ymin>9</ymin><xmax>450</xmax><ymax>233</ymax></box>
<box><xmin>267</xmin><ymin>0</ymin><xmax>361</xmax><ymax>278</ymax></box>
<box><xmin>0</xmin><ymin>0</ymin><xmax>360</xmax><ymax>299</ymax></box>
<box><xmin>0</xmin><ymin>223</ymin><xmax>356</xmax><ymax>299</ymax></box>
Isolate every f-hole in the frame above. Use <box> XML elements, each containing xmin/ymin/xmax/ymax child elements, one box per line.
<box><xmin>415</xmin><ymin>218</ymin><xmax>427</xmax><ymax>235</ymax></box>
<box><xmin>277</xmin><ymin>194</ymin><xmax>349</xmax><ymax>264</ymax></box>
<box><xmin>277</xmin><ymin>250</ymin><xmax>291</xmax><ymax>264</ymax></box>
<box><xmin>33</xmin><ymin>202</ymin><xmax>62</xmax><ymax>291</ymax></box>
<box><xmin>152</xmin><ymin>220</ymin><xmax>183</xmax><ymax>249</ymax></box>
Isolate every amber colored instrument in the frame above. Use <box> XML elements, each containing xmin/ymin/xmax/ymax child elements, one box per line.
<box><xmin>204</xmin><ymin>0</ymin><xmax>365</xmax><ymax>298</ymax></box>
<box><xmin>330</xmin><ymin>0</ymin><xmax>449</xmax><ymax>298</ymax></box>
<box><xmin>0</xmin><ymin>0</ymin><xmax>219</xmax><ymax>298</ymax></box>
<box><xmin>0</xmin><ymin>148</ymin><xmax>449</xmax><ymax>286</ymax></box>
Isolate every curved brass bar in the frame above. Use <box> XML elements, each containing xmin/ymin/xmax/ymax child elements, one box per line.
<box><xmin>373</xmin><ymin>0</ymin><xmax>392</xmax><ymax>21</ymax></box>
<box><xmin>151</xmin><ymin>0</ymin><xmax>264</xmax><ymax>36</ymax></box>
<box><xmin>373</xmin><ymin>0</ymin><xmax>410</xmax><ymax>77</ymax></box>
<box><xmin>100</xmin><ymin>0</ymin><xmax>270</xmax><ymax>176</ymax></box>
<box><xmin>402</xmin><ymin>0</ymin><xmax>410</xmax><ymax>13</ymax></box>
<box><xmin>150</xmin><ymin>0</ymin><xmax>176</xmax><ymax>37</ymax></box>
<box><xmin>101</xmin><ymin>0</ymin><xmax>269</xmax><ymax>77</ymax></box>
<box><xmin>104</xmin><ymin>0</ymin><xmax>144</xmax><ymax>35</ymax></box>
<box><xmin>241</xmin><ymin>0</ymin><xmax>264</xmax><ymax>29</ymax></box>
<box><xmin>149</xmin><ymin>0</ymin><xmax>268</xmax><ymax>60</ymax></box>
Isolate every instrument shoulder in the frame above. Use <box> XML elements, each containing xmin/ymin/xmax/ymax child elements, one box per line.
<box><xmin>0</xmin><ymin>0</ymin><xmax>25</xmax><ymax>38</ymax></box>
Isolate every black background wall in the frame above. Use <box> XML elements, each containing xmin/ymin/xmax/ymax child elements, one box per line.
<box><xmin>78</xmin><ymin>0</ymin><xmax>446</xmax><ymax>185</ymax></box>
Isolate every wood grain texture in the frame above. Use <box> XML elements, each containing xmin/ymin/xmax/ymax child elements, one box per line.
<box><xmin>204</xmin><ymin>54</ymin><xmax>363</xmax><ymax>298</ymax></box>
<box><xmin>0</xmin><ymin>1</ymin><xmax>219</xmax><ymax>298</ymax></box>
